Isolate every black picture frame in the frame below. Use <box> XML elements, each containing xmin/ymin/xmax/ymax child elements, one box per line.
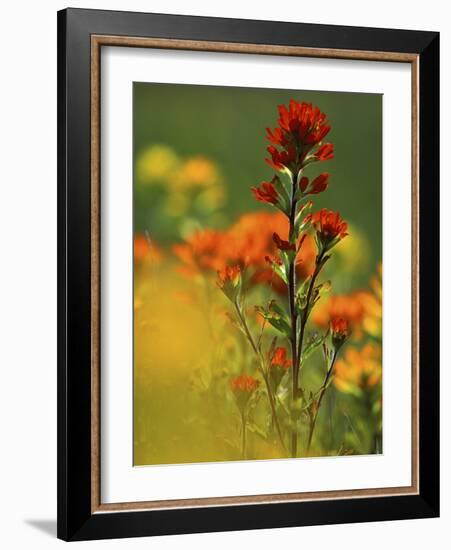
<box><xmin>57</xmin><ymin>7</ymin><xmax>439</xmax><ymax>541</ymax></box>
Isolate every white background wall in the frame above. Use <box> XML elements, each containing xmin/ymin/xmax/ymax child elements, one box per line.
<box><xmin>0</xmin><ymin>1</ymin><xmax>448</xmax><ymax>548</ymax></box>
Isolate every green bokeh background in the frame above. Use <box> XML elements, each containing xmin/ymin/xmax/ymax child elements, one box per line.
<box><xmin>133</xmin><ymin>82</ymin><xmax>382</xmax><ymax>284</ymax></box>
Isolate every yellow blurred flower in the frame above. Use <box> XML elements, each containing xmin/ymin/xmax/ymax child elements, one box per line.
<box><xmin>312</xmin><ymin>293</ymin><xmax>365</xmax><ymax>336</ymax></box>
<box><xmin>334</xmin><ymin>343</ymin><xmax>382</xmax><ymax>393</ymax></box>
<box><xmin>358</xmin><ymin>263</ymin><xmax>382</xmax><ymax>338</ymax></box>
<box><xmin>136</xmin><ymin>145</ymin><xmax>180</xmax><ymax>184</ymax></box>
<box><xmin>172</xmin><ymin>156</ymin><xmax>220</xmax><ymax>189</ymax></box>
<box><xmin>136</xmin><ymin>146</ymin><xmax>226</xmax><ymax>218</ymax></box>
<box><xmin>333</xmin><ymin>223</ymin><xmax>370</xmax><ymax>274</ymax></box>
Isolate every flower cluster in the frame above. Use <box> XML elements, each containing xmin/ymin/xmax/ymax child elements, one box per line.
<box><xmin>172</xmin><ymin>229</ymin><xmax>226</xmax><ymax>276</ymax></box>
<box><xmin>265</xmin><ymin>100</ymin><xmax>334</xmax><ymax>173</ymax></box>
<box><xmin>306</xmin><ymin>208</ymin><xmax>348</xmax><ymax>252</ymax></box>
<box><xmin>173</xmin><ymin>99</ymin><xmax>358</xmax><ymax>459</ymax></box>
<box><xmin>173</xmin><ymin>211</ymin><xmax>317</xmax><ymax>291</ymax></box>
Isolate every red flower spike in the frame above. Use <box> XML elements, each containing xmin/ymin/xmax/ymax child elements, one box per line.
<box><xmin>251</xmin><ymin>181</ymin><xmax>279</xmax><ymax>205</ymax></box>
<box><xmin>265</xmin><ymin>100</ymin><xmax>334</xmax><ymax>172</ymax></box>
<box><xmin>273</xmin><ymin>232</ymin><xmax>296</xmax><ymax>252</ymax></box>
<box><xmin>274</xmin><ymin>100</ymin><xmax>331</xmax><ymax>146</ymax></box>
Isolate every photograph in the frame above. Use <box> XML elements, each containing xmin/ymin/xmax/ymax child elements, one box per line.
<box><xmin>132</xmin><ymin>83</ymin><xmax>383</xmax><ymax>465</ymax></box>
<box><xmin>53</xmin><ymin>5</ymin><xmax>440</xmax><ymax>542</ymax></box>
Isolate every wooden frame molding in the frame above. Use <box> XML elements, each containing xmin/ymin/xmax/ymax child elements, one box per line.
<box><xmin>90</xmin><ymin>34</ymin><xmax>420</xmax><ymax>514</ymax></box>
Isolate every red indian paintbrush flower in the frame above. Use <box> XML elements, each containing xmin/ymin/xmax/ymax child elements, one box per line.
<box><xmin>271</xmin><ymin>347</ymin><xmax>292</xmax><ymax>369</ymax></box>
<box><xmin>269</xmin><ymin>346</ymin><xmax>292</xmax><ymax>390</ymax></box>
<box><xmin>306</xmin><ymin>208</ymin><xmax>348</xmax><ymax>250</ymax></box>
<box><xmin>265</xmin><ymin>100</ymin><xmax>334</xmax><ymax>173</ymax></box>
<box><xmin>330</xmin><ymin>316</ymin><xmax>350</xmax><ymax>350</ymax></box>
<box><xmin>217</xmin><ymin>265</ymin><xmax>241</xmax><ymax>287</ymax></box>
<box><xmin>269</xmin><ymin>100</ymin><xmax>331</xmax><ymax>146</ymax></box>
<box><xmin>230</xmin><ymin>375</ymin><xmax>260</xmax><ymax>411</ymax></box>
<box><xmin>217</xmin><ymin>265</ymin><xmax>242</xmax><ymax>301</ymax></box>
<box><xmin>251</xmin><ymin>181</ymin><xmax>279</xmax><ymax>205</ymax></box>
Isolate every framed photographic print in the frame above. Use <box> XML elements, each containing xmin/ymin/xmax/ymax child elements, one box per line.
<box><xmin>57</xmin><ymin>8</ymin><xmax>439</xmax><ymax>541</ymax></box>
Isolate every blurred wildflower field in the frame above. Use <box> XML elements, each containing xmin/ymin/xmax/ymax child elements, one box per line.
<box><xmin>133</xmin><ymin>83</ymin><xmax>382</xmax><ymax>465</ymax></box>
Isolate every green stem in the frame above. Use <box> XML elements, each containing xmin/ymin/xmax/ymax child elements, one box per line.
<box><xmin>297</xmin><ymin>251</ymin><xmax>327</xmax><ymax>389</ymax></box>
<box><xmin>306</xmin><ymin>349</ymin><xmax>338</xmax><ymax>452</ymax></box>
<box><xmin>234</xmin><ymin>302</ymin><xmax>287</xmax><ymax>455</ymax></box>
<box><xmin>241</xmin><ymin>410</ymin><xmax>247</xmax><ymax>459</ymax></box>
<box><xmin>287</xmin><ymin>174</ymin><xmax>299</xmax><ymax>458</ymax></box>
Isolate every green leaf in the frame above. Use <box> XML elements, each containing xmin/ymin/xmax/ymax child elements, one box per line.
<box><xmin>295</xmin><ymin>276</ymin><xmax>311</xmax><ymax>312</ymax></box>
<box><xmin>272</xmin><ymin>175</ymin><xmax>291</xmax><ymax>214</ymax></box>
<box><xmin>255</xmin><ymin>302</ymin><xmax>291</xmax><ymax>338</ymax></box>
<box><xmin>272</xmin><ymin>261</ymin><xmax>288</xmax><ymax>284</ymax></box>
<box><xmin>302</xmin><ymin>331</ymin><xmax>329</xmax><ymax>362</ymax></box>
<box><xmin>294</xmin><ymin>200</ymin><xmax>313</xmax><ymax>233</ymax></box>
<box><xmin>266</xmin><ymin>316</ymin><xmax>291</xmax><ymax>337</ymax></box>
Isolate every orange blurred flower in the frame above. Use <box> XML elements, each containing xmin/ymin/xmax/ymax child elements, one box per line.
<box><xmin>173</xmin><ymin>211</ymin><xmax>317</xmax><ymax>289</ymax></box>
<box><xmin>175</xmin><ymin>156</ymin><xmax>219</xmax><ymax>187</ymax></box>
<box><xmin>313</xmin><ymin>294</ymin><xmax>365</xmax><ymax>334</ymax></box>
<box><xmin>172</xmin><ymin>229</ymin><xmax>226</xmax><ymax>276</ymax></box>
<box><xmin>133</xmin><ymin>234</ymin><xmax>163</xmax><ymax>264</ymax></box>
<box><xmin>226</xmin><ymin>211</ymin><xmax>288</xmax><ymax>267</ymax></box>
<box><xmin>228</xmin><ymin>211</ymin><xmax>316</xmax><ymax>285</ymax></box>
<box><xmin>334</xmin><ymin>344</ymin><xmax>382</xmax><ymax>393</ymax></box>
<box><xmin>313</xmin><ymin>264</ymin><xmax>382</xmax><ymax>340</ymax></box>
